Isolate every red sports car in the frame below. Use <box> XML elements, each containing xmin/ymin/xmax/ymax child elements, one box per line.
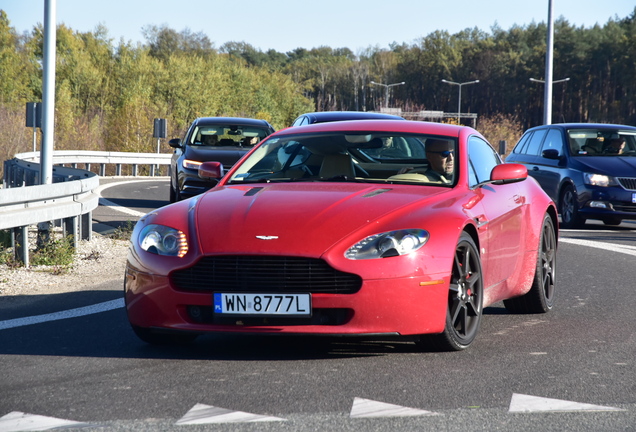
<box><xmin>125</xmin><ymin>120</ymin><xmax>558</xmax><ymax>351</ymax></box>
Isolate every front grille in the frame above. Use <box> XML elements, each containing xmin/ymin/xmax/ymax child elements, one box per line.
<box><xmin>611</xmin><ymin>203</ymin><xmax>636</xmax><ymax>213</ymax></box>
<box><xmin>617</xmin><ymin>177</ymin><xmax>636</xmax><ymax>191</ymax></box>
<box><xmin>171</xmin><ymin>256</ymin><xmax>362</xmax><ymax>294</ymax></box>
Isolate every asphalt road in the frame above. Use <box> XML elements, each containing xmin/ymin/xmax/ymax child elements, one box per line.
<box><xmin>1</xmin><ymin>179</ymin><xmax>635</xmax><ymax>431</ymax></box>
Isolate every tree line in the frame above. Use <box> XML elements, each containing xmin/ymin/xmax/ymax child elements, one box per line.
<box><xmin>1</xmin><ymin>8</ymin><xmax>635</xmax><ymax>170</ymax></box>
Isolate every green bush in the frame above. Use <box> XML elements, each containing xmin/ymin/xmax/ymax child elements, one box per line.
<box><xmin>30</xmin><ymin>236</ymin><xmax>75</xmax><ymax>268</ymax></box>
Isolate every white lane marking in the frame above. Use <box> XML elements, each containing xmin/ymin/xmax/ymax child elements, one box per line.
<box><xmin>93</xmin><ymin>178</ymin><xmax>169</xmax><ymax>196</ymax></box>
<box><xmin>96</xmin><ymin>178</ymin><xmax>168</xmax><ymax>218</ymax></box>
<box><xmin>350</xmin><ymin>397</ymin><xmax>439</xmax><ymax>418</ymax></box>
<box><xmin>509</xmin><ymin>393</ymin><xmax>624</xmax><ymax>413</ymax></box>
<box><xmin>0</xmin><ymin>411</ymin><xmax>89</xmax><ymax>431</ymax></box>
<box><xmin>0</xmin><ymin>298</ymin><xmax>124</xmax><ymax>331</ymax></box>
<box><xmin>559</xmin><ymin>237</ymin><xmax>636</xmax><ymax>257</ymax></box>
<box><xmin>98</xmin><ymin>197</ymin><xmax>146</xmax><ymax>217</ymax></box>
<box><xmin>175</xmin><ymin>403</ymin><xmax>285</xmax><ymax>425</ymax></box>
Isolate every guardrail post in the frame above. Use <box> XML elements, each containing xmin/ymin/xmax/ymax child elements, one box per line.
<box><xmin>63</xmin><ymin>216</ymin><xmax>79</xmax><ymax>250</ymax></box>
<box><xmin>12</xmin><ymin>226</ymin><xmax>29</xmax><ymax>267</ymax></box>
<box><xmin>116</xmin><ymin>164</ymin><xmax>122</xmax><ymax>176</ymax></box>
<box><xmin>100</xmin><ymin>164</ymin><xmax>106</xmax><ymax>176</ymax></box>
<box><xmin>81</xmin><ymin>211</ymin><xmax>92</xmax><ymax>241</ymax></box>
<box><xmin>132</xmin><ymin>164</ymin><xmax>138</xmax><ymax>176</ymax></box>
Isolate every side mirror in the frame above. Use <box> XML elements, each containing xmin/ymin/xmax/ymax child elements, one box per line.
<box><xmin>490</xmin><ymin>163</ymin><xmax>527</xmax><ymax>185</ymax></box>
<box><xmin>198</xmin><ymin>161</ymin><xmax>224</xmax><ymax>180</ymax></box>
<box><xmin>168</xmin><ymin>138</ymin><xmax>182</xmax><ymax>149</ymax></box>
<box><xmin>542</xmin><ymin>149</ymin><xmax>561</xmax><ymax>160</ymax></box>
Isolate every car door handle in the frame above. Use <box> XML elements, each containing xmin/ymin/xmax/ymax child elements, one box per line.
<box><xmin>532</xmin><ymin>166</ymin><xmax>539</xmax><ymax>171</ymax></box>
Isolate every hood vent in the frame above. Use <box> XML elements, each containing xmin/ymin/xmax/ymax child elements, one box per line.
<box><xmin>362</xmin><ymin>188</ymin><xmax>392</xmax><ymax>198</ymax></box>
<box><xmin>244</xmin><ymin>187</ymin><xmax>264</xmax><ymax>196</ymax></box>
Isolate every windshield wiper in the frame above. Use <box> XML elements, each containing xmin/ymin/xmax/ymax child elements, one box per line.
<box><xmin>318</xmin><ymin>175</ymin><xmax>361</xmax><ymax>182</ymax></box>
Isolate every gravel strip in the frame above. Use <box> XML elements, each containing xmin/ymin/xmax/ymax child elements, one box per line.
<box><xmin>0</xmin><ymin>234</ymin><xmax>129</xmax><ymax>299</ymax></box>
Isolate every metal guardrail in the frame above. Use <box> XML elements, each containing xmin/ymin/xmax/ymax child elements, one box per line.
<box><xmin>12</xmin><ymin>150</ymin><xmax>172</xmax><ymax>178</ymax></box>
<box><xmin>2</xmin><ymin>150</ymin><xmax>171</xmax><ymax>266</ymax></box>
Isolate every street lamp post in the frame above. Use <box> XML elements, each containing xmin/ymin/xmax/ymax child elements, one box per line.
<box><xmin>441</xmin><ymin>79</ymin><xmax>479</xmax><ymax>122</ymax></box>
<box><xmin>370</xmin><ymin>81</ymin><xmax>405</xmax><ymax>109</ymax></box>
<box><xmin>530</xmin><ymin>77</ymin><xmax>570</xmax><ymax>124</ymax></box>
<box><xmin>529</xmin><ymin>78</ymin><xmax>570</xmax><ymax>84</ymax></box>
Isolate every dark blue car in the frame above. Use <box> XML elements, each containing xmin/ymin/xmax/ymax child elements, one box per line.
<box><xmin>169</xmin><ymin>117</ymin><xmax>275</xmax><ymax>202</ymax></box>
<box><xmin>291</xmin><ymin>111</ymin><xmax>404</xmax><ymax>127</ymax></box>
<box><xmin>506</xmin><ymin>123</ymin><xmax>636</xmax><ymax>228</ymax></box>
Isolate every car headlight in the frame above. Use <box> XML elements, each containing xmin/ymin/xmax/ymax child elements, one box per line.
<box><xmin>345</xmin><ymin>229</ymin><xmax>429</xmax><ymax>260</ymax></box>
<box><xmin>139</xmin><ymin>224</ymin><xmax>188</xmax><ymax>257</ymax></box>
<box><xmin>583</xmin><ymin>173</ymin><xmax>618</xmax><ymax>187</ymax></box>
<box><xmin>183</xmin><ymin>159</ymin><xmax>202</xmax><ymax>170</ymax></box>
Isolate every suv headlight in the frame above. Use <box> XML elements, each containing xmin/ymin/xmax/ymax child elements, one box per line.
<box><xmin>345</xmin><ymin>229</ymin><xmax>429</xmax><ymax>260</ymax></box>
<box><xmin>139</xmin><ymin>224</ymin><xmax>188</xmax><ymax>257</ymax></box>
<box><xmin>583</xmin><ymin>173</ymin><xmax>618</xmax><ymax>187</ymax></box>
<box><xmin>183</xmin><ymin>159</ymin><xmax>202</xmax><ymax>170</ymax></box>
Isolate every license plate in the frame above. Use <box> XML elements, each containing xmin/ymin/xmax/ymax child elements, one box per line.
<box><xmin>214</xmin><ymin>293</ymin><xmax>311</xmax><ymax>316</ymax></box>
<box><xmin>632</xmin><ymin>193</ymin><xmax>636</xmax><ymax>204</ymax></box>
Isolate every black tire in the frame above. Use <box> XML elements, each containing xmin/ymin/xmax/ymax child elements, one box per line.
<box><xmin>504</xmin><ymin>213</ymin><xmax>556</xmax><ymax>314</ymax></box>
<box><xmin>169</xmin><ymin>184</ymin><xmax>183</xmax><ymax>203</ymax></box>
<box><xmin>559</xmin><ymin>185</ymin><xmax>584</xmax><ymax>229</ymax></box>
<box><xmin>131</xmin><ymin>325</ymin><xmax>198</xmax><ymax>345</ymax></box>
<box><xmin>418</xmin><ymin>232</ymin><xmax>484</xmax><ymax>351</ymax></box>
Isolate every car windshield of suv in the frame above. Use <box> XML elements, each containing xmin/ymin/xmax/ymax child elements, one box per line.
<box><xmin>227</xmin><ymin>132</ymin><xmax>458</xmax><ymax>186</ymax></box>
<box><xmin>569</xmin><ymin>129</ymin><xmax>636</xmax><ymax>156</ymax></box>
<box><xmin>189</xmin><ymin>125</ymin><xmax>269</xmax><ymax>148</ymax></box>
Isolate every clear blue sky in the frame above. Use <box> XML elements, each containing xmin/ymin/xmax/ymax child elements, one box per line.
<box><xmin>2</xmin><ymin>0</ymin><xmax>634</xmax><ymax>52</ymax></box>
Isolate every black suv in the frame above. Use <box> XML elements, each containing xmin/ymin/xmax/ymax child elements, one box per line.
<box><xmin>169</xmin><ymin>117</ymin><xmax>275</xmax><ymax>202</ymax></box>
<box><xmin>506</xmin><ymin>123</ymin><xmax>636</xmax><ymax>228</ymax></box>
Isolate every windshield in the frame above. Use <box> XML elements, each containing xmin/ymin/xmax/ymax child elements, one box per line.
<box><xmin>569</xmin><ymin>129</ymin><xmax>636</xmax><ymax>156</ymax></box>
<box><xmin>189</xmin><ymin>125</ymin><xmax>269</xmax><ymax>148</ymax></box>
<box><xmin>227</xmin><ymin>132</ymin><xmax>458</xmax><ymax>186</ymax></box>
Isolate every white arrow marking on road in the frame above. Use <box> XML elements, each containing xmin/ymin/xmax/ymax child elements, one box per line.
<box><xmin>350</xmin><ymin>397</ymin><xmax>439</xmax><ymax>418</ymax></box>
<box><xmin>509</xmin><ymin>393</ymin><xmax>624</xmax><ymax>413</ymax></box>
<box><xmin>0</xmin><ymin>411</ymin><xmax>89</xmax><ymax>431</ymax></box>
<box><xmin>175</xmin><ymin>403</ymin><xmax>286</xmax><ymax>425</ymax></box>
<box><xmin>0</xmin><ymin>298</ymin><xmax>124</xmax><ymax>331</ymax></box>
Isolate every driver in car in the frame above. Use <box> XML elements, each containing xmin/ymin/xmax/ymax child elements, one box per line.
<box><xmin>389</xmin><ymin>138</ymin><xmax>454</xmax><ymax>184</ymax></box>
<box><xmin>603</xmin><ymin>137</ymin><xmax>626</xmax><ymax>154</ymax></box>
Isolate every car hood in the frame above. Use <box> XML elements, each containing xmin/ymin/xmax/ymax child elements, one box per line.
<box><xmin>194</xmin><ymin>183</ymin><xmax>446</xmax><ymax>256</ymax></box>
<box><xmin>573</xmin><ymin>155</ymin><xmax>636</xmax><ymax>176</ymax></box>
<box><xmin>184</xmin><ymin>145</ymin><xmax>249</xmax><ymax>165</ymax></box>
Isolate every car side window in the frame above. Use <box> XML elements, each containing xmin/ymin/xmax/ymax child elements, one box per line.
<box><xmin>513</xmin><ymin>132</ymin><xmax>532</xmax><ymax>154</ymax></box>
<box><xmin>524</xmin><ymin>129</ymin><xmax>547</xmax><ymax>156</ymax></box>
<box><xmin>291</xmin><ymin>117</ymin><xmax>306</xmax><ymax>127</ymax></box>
<box><xmin>468</xmin><ymin>136</ymin><xmax>501</xmax><ymax>187</ymax></box>
<box><xmin>540</xmin><ymin>129</ymin><xmax>564</xmax><ymax>156</ymax></box>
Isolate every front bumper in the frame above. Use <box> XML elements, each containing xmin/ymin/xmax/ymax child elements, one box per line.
<box><xmin>579</xmin><ymin>186</ymin><xmax>636</xmax><ymax>220</ymax></box>
<box><xmin>124</xmin><ymin>265</ymin><xmax>449</xmax><ymax>336</ymax></box>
